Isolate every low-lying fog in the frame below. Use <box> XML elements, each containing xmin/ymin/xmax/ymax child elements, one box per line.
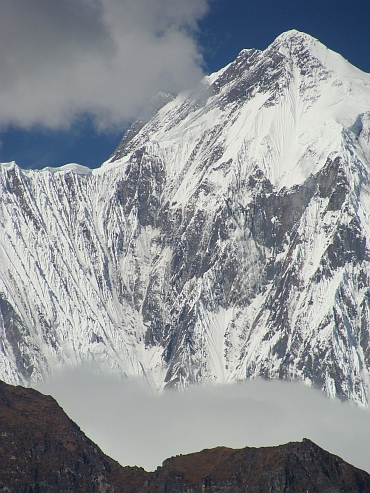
<box><xmin>36</xmin><ymin>370</ymin><xmax>370</xmax><ymax>473</ymax></box>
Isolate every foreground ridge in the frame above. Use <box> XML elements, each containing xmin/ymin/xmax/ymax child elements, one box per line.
<box><xmin>0</xmin><ymin>380</ymin><xmax>148</xmax><ymax>492</ymax></box>
<box><xmin>1</xmin><ymin>30</ymin><xmax>370</xmax><ymax>403</ymax></box>
<box><xmin>0</xmin><ymin>380</ymin><xmax>369</xmax><ymax>493</ymax></box>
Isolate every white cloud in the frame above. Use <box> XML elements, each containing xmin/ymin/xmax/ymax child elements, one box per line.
<box><xmin>0</xmin><ymin>0</ymin><xmax>209</xmax><ymax>130</ymax></box>
<box><xmin>37</xmin><ymin>369</ymin><xmax>370</xmax><ymax>474</ymax></box>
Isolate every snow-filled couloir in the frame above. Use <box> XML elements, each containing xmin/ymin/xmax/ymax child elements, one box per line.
<box><xmin>1</xmin><ymin>30</ymin><xmax>370</xmax><ymax>404</ymax></box>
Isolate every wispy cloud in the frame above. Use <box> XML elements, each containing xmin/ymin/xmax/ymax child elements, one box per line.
<box><xmin>37</xmin><ymin>369</ymin><xmax>370</xmax><ymax>473</ymax></box>
<box><xmin>0</xmin><ymin>0</ymin><xmax>209</xmax><ymax>130</ymax></box>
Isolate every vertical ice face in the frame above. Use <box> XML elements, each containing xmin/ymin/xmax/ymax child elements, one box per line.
<box><xmin>1</xmin><ymin>30</ymin><xmax>370</xmax><ymax>404</ymax></box>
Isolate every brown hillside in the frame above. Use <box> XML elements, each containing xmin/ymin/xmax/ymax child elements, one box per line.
<box><xmin>0</xmin><ymin>379</ymin><xmax>148</xmax><ymax>492</ymax></box>
<box><xmin>1</xmin><ymin>380</ymin><xmax>370</xmax><ymax>492</ymax></box>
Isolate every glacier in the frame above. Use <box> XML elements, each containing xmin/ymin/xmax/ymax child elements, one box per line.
<box><xmin>1</xmin><ymin>30</ymin><xmax>370</xmax><ymax>404</ymax></box>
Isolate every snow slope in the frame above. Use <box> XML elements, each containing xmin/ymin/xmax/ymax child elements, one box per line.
<box><xmin>1</xmin><ymin>30</ymin><xmax>370</xmax><ymax>404</ymax></box>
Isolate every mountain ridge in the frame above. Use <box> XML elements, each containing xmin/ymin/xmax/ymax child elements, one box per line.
<box><xmin>1</xmin><ymin>379</ymin><xmax>370</xmax><ymax>492</ymax></box>
<box><xmin>0</xmin><ymin>30</ymin><xmax>370</xmax><ymax>403</ymax></box>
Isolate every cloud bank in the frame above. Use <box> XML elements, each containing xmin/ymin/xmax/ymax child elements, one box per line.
<box><xmin>37</xmin><ymin>370</ymin><xmax>370</xmax><ymax>474</ymax></box>
<box><xmin>0</xmin><ymin>0</ymin><xmax>209</xmax><ymax>130</ymax></box>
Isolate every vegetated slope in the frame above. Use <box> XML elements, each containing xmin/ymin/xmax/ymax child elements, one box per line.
<box><xmin>0</xmin><ymin>380</ymin><xmax>369</xmax><ymax>493</ymax></box>
<box><xmin>141</xmin><ymin>440</ymin><xmax>370</xmax><ymax>493</ymax></box>
<box><xmin>1</xmin><ymin>30</ymin><xmax>370</xmax><ymax>403</ymax></box>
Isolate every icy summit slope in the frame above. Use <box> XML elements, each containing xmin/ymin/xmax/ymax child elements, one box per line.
<box><xmin>1</xmin><ymin>30</ymin><xmax>370</xmax><ymax>404</ymax></box>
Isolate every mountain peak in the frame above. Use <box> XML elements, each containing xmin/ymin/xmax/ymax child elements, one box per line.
<box><xmin>232</xmin><ymin>31</ymin><xmax>316</xmax><ymax>66</ymax></box>
<box><xmin>274</xmin><ymin>29</ymin><xmax>317</xmax><ymax>45</ymax></box>
<box><xmin>270</xmin><ymin>29</ymin><xmax>369</xmax><ymax>79</ymax></box>
<box><xmin>269</xmin><ymin>29</ymin><xmax>331</xmax><ymax>68</ymax></box>
<box><xmin>1</xmin><ymin>31</ymin><xmax>370</xmax><ymax>405</ymax></box>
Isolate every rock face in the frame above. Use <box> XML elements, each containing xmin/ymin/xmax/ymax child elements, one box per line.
<box><xmin>1</xmin><ymin>380</ymin><xmax>370</xmax><ymax>493</ymax></box>
<box><xmin>1</xmin><ymin>30</ymin><xmax>370</xmax><ymax>403</ymax></box>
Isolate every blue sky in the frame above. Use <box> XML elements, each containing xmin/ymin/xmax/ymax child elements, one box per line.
<box><xmin>0</xmin><ymin>0</ymin><xmax>369</xmax><ymax>170</ymax></box>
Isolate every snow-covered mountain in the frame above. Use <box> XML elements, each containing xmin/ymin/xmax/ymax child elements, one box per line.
<box><xmin>1</xmin><ymin>30</ymin><xmax>370</xmax><ymax>404</ymax></box>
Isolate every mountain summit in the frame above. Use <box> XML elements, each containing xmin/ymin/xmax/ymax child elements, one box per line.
<box><xmin>1</xmin><ymin>31</ymin><xmax>370</xmax><ymax>403</ymax></box>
